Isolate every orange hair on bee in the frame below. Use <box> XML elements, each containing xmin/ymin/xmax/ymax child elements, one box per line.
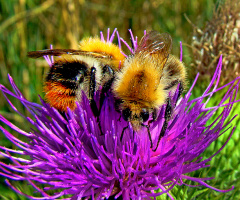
<box><xmin>114</xmin><ymin>55</ymin><xmax>167</xmax><ymax>109</ymax></box>
<box><xmin>79</xmin><ymin>37</ymin><xmax>125</xmax><ymax>69</ymax></box>
<box><xmin>44</xmin><ymin>82</ymin><xmax>76</xmax><ymax>112</ymax></box>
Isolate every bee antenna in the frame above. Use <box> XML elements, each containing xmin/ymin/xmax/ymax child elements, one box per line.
<box><xmin>152</xmin><ymin>98</ymin><xmax>172</xmax><ymax>152</ymax></box>
<box><xmin>141</xmin><ymin>124</ymin><xmax>153</xmax><ymax>148</ymax></box>
<box><xmin>177</xmin><ymin>82</ymin><xmax>184</xmax><ymax>100</ymax></box>
<box><xmin>152</xmin><ymin>121</ymin><xmax>168</xmax><ymax>152</ymax></box>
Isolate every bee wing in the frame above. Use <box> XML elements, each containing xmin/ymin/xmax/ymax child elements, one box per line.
<box><xmin>27</xmin><ymin>49</ymin><xmax>111</xmax><ymax>59</ymax></box>
<box><xmin>136</xmin><ymin>31</ymin><xmax>172</xmax><ymax>59</ymax></box>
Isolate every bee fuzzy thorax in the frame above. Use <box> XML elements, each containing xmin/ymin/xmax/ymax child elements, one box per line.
<box><xmin>113</xmin><ymin>56</ymin><xmax>167</xmax><ymax>109</ymax></box>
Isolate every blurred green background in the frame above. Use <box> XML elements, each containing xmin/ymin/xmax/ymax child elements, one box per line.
<box><xmin>0</xmin><ymin>0</ymin><xmax>240</xmax><ymax>199</ymax></box>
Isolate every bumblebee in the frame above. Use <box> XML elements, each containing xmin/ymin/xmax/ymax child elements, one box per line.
<box><xmin>28</xmin><ymin>37</ymin><xmax>125</xmax><ymax>114</ymax></box>
<box><xmin>113</xmin><ymin>31</ymin><xmax>187</xmax><ymax>151</ymax></box>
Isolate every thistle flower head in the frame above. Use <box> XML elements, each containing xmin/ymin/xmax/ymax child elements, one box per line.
<box><xmin>0</xmin><ymin>29</ymin><xmax>239</xmax><ymax>199</ymax></box>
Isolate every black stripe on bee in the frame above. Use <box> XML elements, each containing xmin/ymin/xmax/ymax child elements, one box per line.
<box><xmin>46</xmin><ymin>60</ymin><xmax>89</xmax><ymax>89</ymax></box>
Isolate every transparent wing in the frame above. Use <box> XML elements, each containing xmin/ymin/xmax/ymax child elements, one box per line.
<box><xmin>136</xmin><ymin>31</ymin><xmax>172</xmax><ymax>58</ymax></box>
<box><xmin>27</xmin><ymin>49</ymin><xmax>111</xmax><ymax>59</ymax></box>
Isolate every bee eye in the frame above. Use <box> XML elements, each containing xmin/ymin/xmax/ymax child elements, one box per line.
<box><xmin>122</xmin><ymin>108</ymin><xmax>132</xmax><ymax>121</ymax></box>
<box><xmin>140</xmin><ymin>110</ymin><xmax>149</xmax><ymax>122</ymax></box>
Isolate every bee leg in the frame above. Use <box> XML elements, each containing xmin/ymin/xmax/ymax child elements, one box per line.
<box><xmin>89</xmin><ymin>67</ymin><xmax>99</xmax><ymax>116</ymax></box>
<box><xmin>141</xmin><ymin>124</ymin><xmax>153</xmax><ymax>148</ymax></box>
<box><xmin>141</xmin><ymin>109</ymin><xmax>157</xmax><ymax>148</ymax></box>
<box><xmin>89</xmin><ymin>67</ymin><xmax>104</xmax><ymax>135</ymax></box>
<box><xmin>100</xmin><ymin>77</ymin><xmax>114</xmax><ymax>109</ymax></box>
<box><xmin>152</xmin><ymin>98</ymin><xmax>172</xmax><ymax>152</ymax></box>
<box><xmin>114</xmin><ymin>99</ymin><xmax>124</xmax><ymax>122</ymax></box>
<box><xmin>100</xmin><ymin>65</ymin><xmax>115</xmax><ymax>109</ymax></box>
<box><xmin>148</xmin><ymin>108</ymin><xmax>157</xmax><ymax>126</ymax></box>
<box><xmin>177</xmin><ymin>81</ymin><xmax>184</xmax><ymax>100</ymax></box>
<box><xmin>152</xmin><ymin>82</ymin><xmax>183</xmax><ymax>151</ymax></box>
<box><xmin>96</xmin><ymin>77</ymin><xmax>115</xmax><ymax>135</ymax></box>
<box><xmin>120</xmin><ymin>126</ymin><xmax>129</xmax><ymax>141</ymax></box>
<box><xmin>152</xmin><ymin>108</ymin><xmax>157</xmax><ymax>121</ymax></box>
<box><xmin>164</xmin><ymin>80</ymin><xmax>183</xmax><ymax>101</ymax></box>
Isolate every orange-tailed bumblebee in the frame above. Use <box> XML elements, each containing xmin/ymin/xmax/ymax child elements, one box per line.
<box><xmin>28</xmin><ymin>37</ymin><xmax>125</xmax><ymax>114</ymax></box>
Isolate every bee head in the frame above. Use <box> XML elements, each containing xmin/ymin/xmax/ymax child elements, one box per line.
<box><xmin>122</xmin><ymin>106</ymin><xmax>150</xmax><ymax>131</ymax></box>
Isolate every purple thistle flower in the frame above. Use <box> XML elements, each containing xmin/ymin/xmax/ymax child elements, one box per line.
<box><xmin>0</xmin><ymin>30</ymin><xmax>239</xmax><ymax>200</ymax></box>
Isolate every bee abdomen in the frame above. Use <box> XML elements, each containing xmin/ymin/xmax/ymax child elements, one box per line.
<box><xmin>44</xmin><ymin>59</ymin><xmax>90</xmax><ymax>112</ymax></box>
